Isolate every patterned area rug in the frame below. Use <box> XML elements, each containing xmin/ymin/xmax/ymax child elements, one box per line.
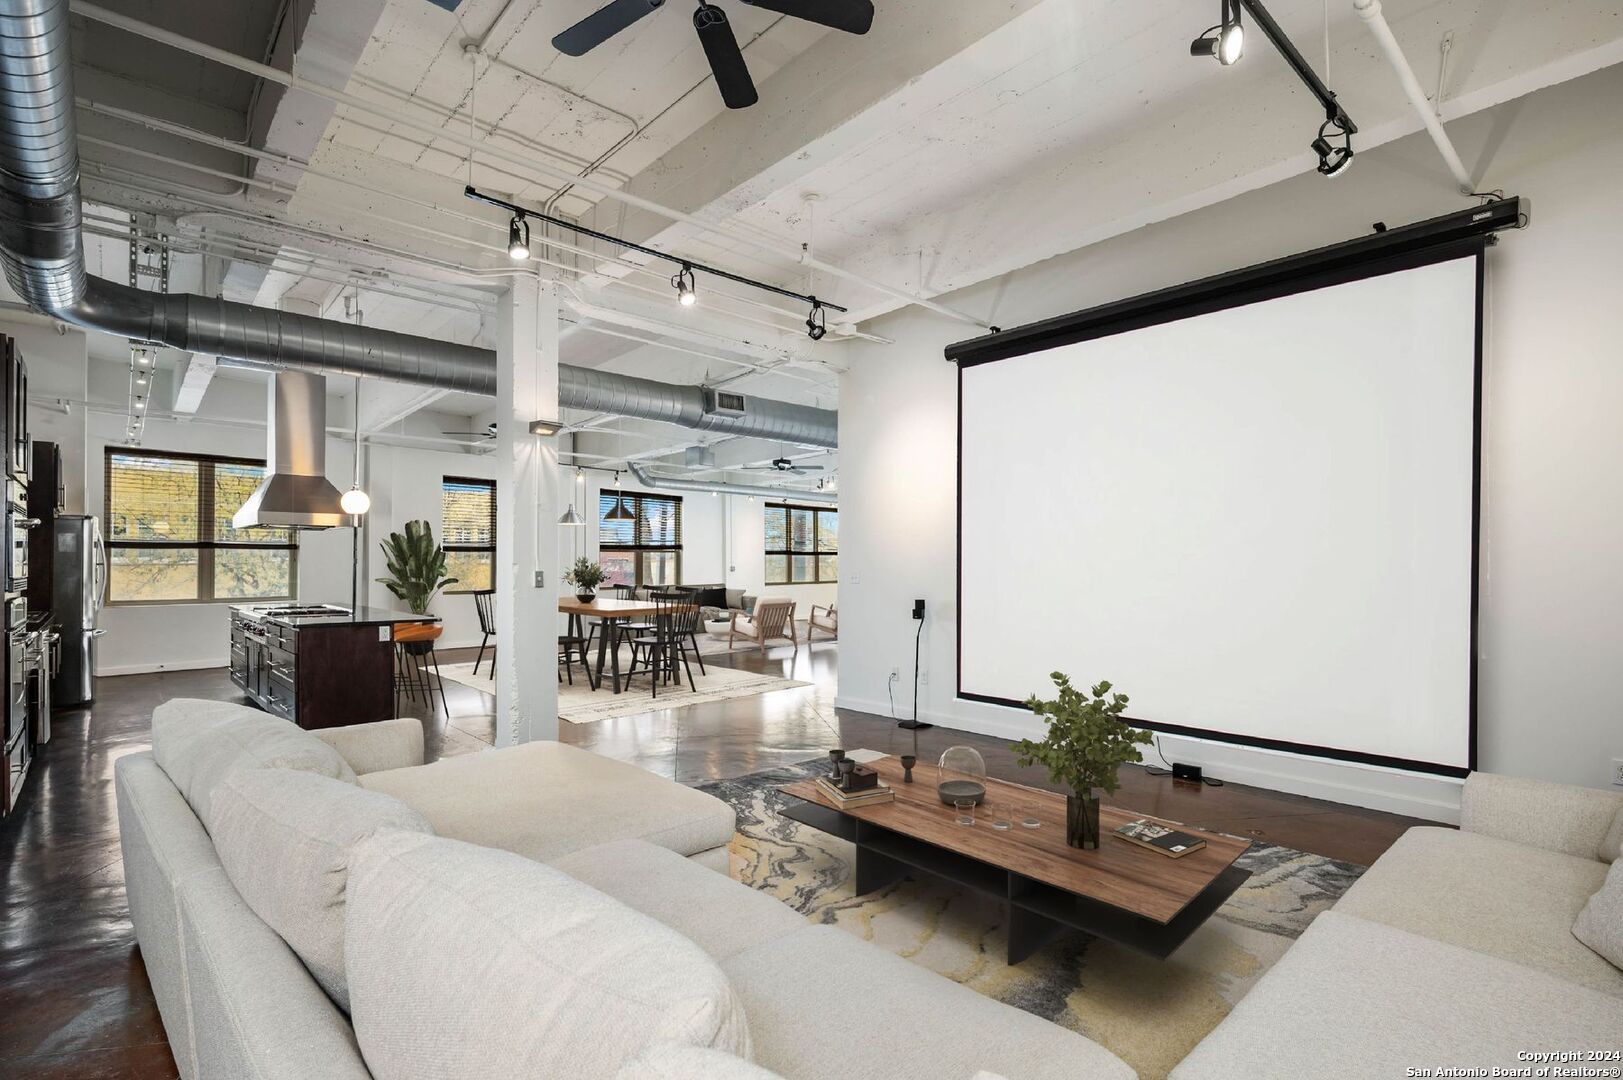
<box><xmin>696</xmin><ymin>759</ymin><xmax>1365</xmax><ymax>1080</ymax></box>
<box><xmin>437</xmin><ymin>662</ymin><xmax>810</xmax><ymax>724</ymax></box>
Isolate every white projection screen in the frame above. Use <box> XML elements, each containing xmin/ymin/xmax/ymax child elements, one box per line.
<box><xmin>956</xmin><ymin>246</ymin><xmax>1482</xmax><ymax>775</ymax></box>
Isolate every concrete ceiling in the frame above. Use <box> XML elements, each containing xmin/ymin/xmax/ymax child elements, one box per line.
<box><xmin>38</xmin><ymin>0</ymin><xmax>1623</xmax><ymax>487</ymax></box>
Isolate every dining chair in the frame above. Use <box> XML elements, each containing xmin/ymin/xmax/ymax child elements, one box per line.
<box><xmin>624</xmin><ymin>594</ymin><xmax>695</xmax><ymax>698</ymax></box>
<box><xmin>472</xmin><ymin>589</ymin><xmax>496</xmax><ymax>674</ymax></box>
<box><xmin>727</xmin><ymin>598</ymin><xmax>798</xmax><ymax>654</ymax></box>
<box><xmin>558</xmin><ymin>629</ymin><xmax>593</xmax><ymax>688</ymax></box>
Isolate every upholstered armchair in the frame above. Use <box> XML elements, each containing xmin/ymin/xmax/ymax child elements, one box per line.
<box><xmin>727</xmin><ymin>598</ymin><xmax>798</xmax><ymax>654</ymax></box>
<box><xmin>808</xmin><ymin>604</ymin><xmax>837</xmax><ymax>640</ymax></box>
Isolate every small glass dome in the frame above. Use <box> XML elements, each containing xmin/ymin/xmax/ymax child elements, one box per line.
<box><xmin>937</xmin><ymin>745</ymin><xmax>987</xmax><ymax>805</ymax></box>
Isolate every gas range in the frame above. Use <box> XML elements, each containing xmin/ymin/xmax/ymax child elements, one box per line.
<box><xmin>236</xmin><ymin>603</ymin><xmax>353</xmax><ymax>621</ymax></box>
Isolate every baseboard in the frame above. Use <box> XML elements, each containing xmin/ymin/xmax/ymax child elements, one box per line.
<box><xmin>833</xmin><ymin>693</ymin><xmax>1462</xmax><ymax>824</ymax></box>
<box><xmin>98</xmin><ymin>658</ymin><xmax>227</xmax><ymax>677</ymax></box>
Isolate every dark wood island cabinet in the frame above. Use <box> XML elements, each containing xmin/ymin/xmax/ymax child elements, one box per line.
<box><xmin>228</xmin><ymin>604</ymin><xmax>438</xmax><ymax>729</ymax></box>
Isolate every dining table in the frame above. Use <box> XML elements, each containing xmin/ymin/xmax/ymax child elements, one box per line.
<box><xmin>558</xmin><ymin>596</ymin><xmax>663</xmax><ymax>694</ymax></box>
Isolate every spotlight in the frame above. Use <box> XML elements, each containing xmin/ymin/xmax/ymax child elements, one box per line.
<box><xmin>1191</xmin><ymin>0</ymin><xmax>1244</xmax><ymax>65</ymax></box>
<box><xmin>806</xmin><ymin>299</ymin><xmax>827</xmax><ymax>341</ymax></box>
<box><xmin>507</xmin><ymin>214</ymin><xmax>530</xmax><ymax>261</ymax></box>
<box><xmin>1312</xmin><ymin>116</ymin><xmax>1354</xmax><ymax>178</ymax></box>
<box><xmin>136</xmin><ymin>374</ymin><xmax>148</xmax><ymax>387</ymax></box>
<box><xmin>528</xmin><ymin>418</ymin><xmax>563</xmax><ymax>436</ymax></box>
<box><xmin>672</xmin><ymin>263</ymin><xmax>697</xmax><ymax>307</ymax></box>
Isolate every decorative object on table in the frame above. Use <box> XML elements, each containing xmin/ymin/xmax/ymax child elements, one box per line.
<box><xmin>814</xmin><ymin>774</ymin><xmax>895</xmax><ymax>808</ymax></box>
<box><xmin>839</xmin><ymin>763</ymin><xmax>880</xmax><ymax>793</ymax></box>
<box><xmin>1012</xmin><ymin>673</ymin><xmax>1152</xmax><ymax>850</ymax></box>
<box><xmin>953</xmin><ymin>797</ymin><xmax>976</xmax><ymax>826</ymax></box>
<box><xmin>1020</xmin><ymin>818</ymin><xmax>1041</xmax><ymax>829</ymax></box>
<box><xmin>563</xmin><ymin>557</ymin><xmax>608</xmax><ymax>603</ymax></box>
<box><xmin>828</xmin><ymin>749</ymin><xmax>846</xmax><ymax>768</ymax></box>
<box><xmin>376</xmin><ymin>520</ymin><xmax>457</xmax><ymax>615</ymax></box>
<box><xmin>834</xmin><ymin>758</ymin><xmax>857</xmax><ymax>788</ymax></box>
<box><xmin>1114</xmin><ymin>818</ymin><xmax>1208</xmax><ymax>858</ymax></box>
<box><xmin>900</xmin><ymin>754</ymin><xmax>916</xmax><ymax>783</ymax></box>
<box><xmin>936</xmin><ymin>745</ymin><xmax>988</xmax><ymax>806</ymax></box>
<box><xmin>991</xmin><ymin>819</ymin><xmax>1011</xmax><ymax>830</ymax></box>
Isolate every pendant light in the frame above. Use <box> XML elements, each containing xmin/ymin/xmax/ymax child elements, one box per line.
<box><xmin>558</xmin><ymin>504</ymin><xmax>583</xmax><ymax>525</ymax></box>
<box><xmin>341</xmin><ymin>368</ymin><xmax>370</xmax><ymax>516</ymax></box>
<box><xmin>605</xmin><ymin>472</ymin><xmax>635</xmax><ymax>521</ymax></box>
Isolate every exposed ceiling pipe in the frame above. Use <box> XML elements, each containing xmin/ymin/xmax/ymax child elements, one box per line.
<box><xmin>1352</xmin><ymin>0</ymin><xmax>1474</xmax><ymax>194</ymax></box>
<box><xmin>0</xmin><ymin>0</ymin><xmax>837</xmax><ymax>450</ymax></box>
<box><xmin>627</xmin><ymin>463</ymin><xmax>835</xmax><ymax>505</ymax></box>
<box><xmin>67</xmin><ymin>0</ymin><xmax>992</xmax><ymax>330</ymax></box>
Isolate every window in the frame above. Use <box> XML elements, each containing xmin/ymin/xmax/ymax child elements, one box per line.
<box><xmin>598</xmin><ymin>490</ymin><xmax>682</xmax><ymax>587</ymax></box>
<box><xmin>442</xmin><ymin>477</ymin><xmax>496</xmax><ymax>592</ymax></box>
<box><xmin>105</xmin><ymin>449</ymin><xmax>297</xmax><ymax>604</ymax></box>
<box><xmin>765</xmin><ymin>504</ymin><xmax>837</xmax><ymax>584</ymax></box>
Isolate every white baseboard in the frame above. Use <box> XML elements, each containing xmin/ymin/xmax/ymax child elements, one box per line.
<box><xmin>98</xmin><ymin>658</ymin><xmax>227</xmax><ymax>677</ymax></box>
<box><xmin>834</xmin><ymin>693</ymin><xmax>1462</xmax><ymax>824</ymax></box>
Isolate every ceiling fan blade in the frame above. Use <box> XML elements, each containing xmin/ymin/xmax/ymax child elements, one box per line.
<box><xmin>553</xmin><ymin>0</ymin><xmax>665</xmax><ymax>57</ymax></box>
<box><xmin>693</xmin><ymin>4</ymin><xmax>758</xmax><ymax>109</ymax></box>
<box><xmin>738</xmin><ymin>0</ymin><xmax>873</xmax><ymax>35</ymax></box>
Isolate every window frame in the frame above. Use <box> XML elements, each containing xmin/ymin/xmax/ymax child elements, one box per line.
<box><xmin>597</xmin><ymin>490</ymin><xmax>684</xmax><ymax>588</ymax></box>
<box><xmin>103</xmin><ymin>446</ymin><xmax>299</xmax><ymax>606</ymax></box>
<box><xmin>764</xmin><ymin>502</ymin><xmax>838</xmax><ymax>585</ymax></box>
<box><xmin>441</xmin><ymin>475</ymin><xmax>497</xmax><ymax>594</ymax></box>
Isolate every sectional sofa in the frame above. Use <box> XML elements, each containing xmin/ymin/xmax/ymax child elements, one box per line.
<box><xmin>116</xmin><ymin>699</ymin><xmax>1133</xmax><ymax>1080</ymax></box>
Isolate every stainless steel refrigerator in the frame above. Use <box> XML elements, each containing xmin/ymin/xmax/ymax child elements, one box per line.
<box><xmin>51</xmin><ymin>515</ymin><xmax>104</xmax><ymax>707</ymax></box>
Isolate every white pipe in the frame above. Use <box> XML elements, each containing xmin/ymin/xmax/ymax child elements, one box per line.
<box><xmin>1352</xmin><ymin>0</ymin><xmax>1474</xmax><ymax>194</ymax></box>
<box><xmin>69</xmin><ymin>1</ymin><xmax>992</xmax><ymax>330</ymax></box>
<box><xmin>628</xmin><ymin>462</ymin><xmax>835</xmax><ymax>504</ymax></box>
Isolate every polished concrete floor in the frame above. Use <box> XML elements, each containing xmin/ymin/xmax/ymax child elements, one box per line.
<box><xmin>0</xmin><ymin>637</ymin><xmax>1433</xmax><ymax>1077</ymax></box>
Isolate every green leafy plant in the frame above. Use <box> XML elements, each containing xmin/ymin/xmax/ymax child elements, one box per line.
<box><xmin>1012</xmin><ymin>673</ymin><xmax>1152</xmax><ymax>796</ymax></box>
<box><xmin>375</xmin><ymin>519</ymin><xmax>456</xmax><ymax>614</ymax></box>
<box><xmin>564</xmin><ymin>557</ymin><xmax>608</xmax><ymax>592</ymax></box>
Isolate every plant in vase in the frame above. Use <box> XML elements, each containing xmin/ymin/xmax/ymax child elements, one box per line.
<box><xmin>375</xmin><ymin>519</ymin><xmax>456</xmax><ymax>615</ymax></box>
<box><xmin>1012</xmin><ymin>673</ymin><xmax>1151</xmax><ymax>850</ymax></box>
<box><xmin>564</xmin><ymin>557</ymin><xmax>608</xmax><ymax>602</ymax></box>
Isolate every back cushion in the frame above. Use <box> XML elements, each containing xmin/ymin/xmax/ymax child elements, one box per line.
<box><xmin>616</xmin><ymin>1043</ymin><xmax>782</xmax><ymax>1080</ymax></box>
<box><xmin>151</xmin><ymin>698</ymin><xmax>357</xmax><ymax>829</ymax></box>
<box><xmin>346</xmin><ymin>832</ymin><xmax>752</xmax><ymax>1079</ymax></box>
<box><xmin>210</xmin><ymin>768</ymin><xmax>432</xmax><ymax>1010</ymax></box>
<box><xmin>724</xmin><ymin>588</ymin><xmax>745</xmax><ymax>609</ymax></box>
<box><xmin>1599</xmin><ymin>809</ymin><xmax>1623</xmax><ymax>865</ymax></box>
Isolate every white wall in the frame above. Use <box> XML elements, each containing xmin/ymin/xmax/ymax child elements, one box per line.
<box><xmin>839</xmin><ymin>63</ymin><xmax>1623</xmax><ymax>821</ymax></box>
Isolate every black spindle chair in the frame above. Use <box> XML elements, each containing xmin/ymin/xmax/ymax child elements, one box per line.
<box><xmin>472</xmin><ymin>589</ymin><xmax>496</xmax><ymax>675</ymax></box>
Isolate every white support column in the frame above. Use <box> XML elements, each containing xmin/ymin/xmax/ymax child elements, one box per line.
<box><xmin>494</xmin><ymin>276</ymin><xmax>561</xmax><ymax>744</ymax></box>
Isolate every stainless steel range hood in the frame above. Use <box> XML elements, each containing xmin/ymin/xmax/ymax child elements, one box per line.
<box><xmin>232</xmin><ymin>372</ymin><xmax>347</xmax><ymax>530</ymax></box>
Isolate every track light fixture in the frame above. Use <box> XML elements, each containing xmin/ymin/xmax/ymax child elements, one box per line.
<box><xmin>805</xmin><ymin>299</ymin><xmax>827</xmax><ymax>341</ymax></box>
<box><xmin>507</xmin><ymin>213</ymin><xmax>530</xmax><ymax>261</ymax></box>
<box><xmin>1312</xmin><ymin>115</ymin><xmax>1354</xmax><ymax>178</ymax></box>
<box><xmin>672</xmin><ymin>262</ymin><xmax>697</xmax><ymax>306</ymax></box>
<box><xmin>1191</xmin><ymin>0</ymin><xmax>1244</xmax><ymax>65</ymax></box>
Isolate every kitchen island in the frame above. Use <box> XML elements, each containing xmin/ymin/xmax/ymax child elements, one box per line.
<box><xmin>229</xmin><ymin>604</ymin><xmax>438</xmax><ymax>729</ymax></box>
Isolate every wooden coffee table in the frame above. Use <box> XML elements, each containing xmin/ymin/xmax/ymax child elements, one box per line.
<box><xmin>781</xmin><ymin>756</ymin><xmax>1252</xmax><ymax>963</ymax></box>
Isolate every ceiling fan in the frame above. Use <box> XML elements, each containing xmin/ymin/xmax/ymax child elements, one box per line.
<box><xmin>442</xmin><ymin>421</ymin><xmax>497</xmax><ymax>441</ymax></box>
<box><xmin>552</xmin><ymin>0</ymin><xmax>875</xmax><ymax>110</ymax></box>
<box><xmin>742</xmin><ymin>455</ymin><xmax>825</xmax><ymax>476</ymax></box>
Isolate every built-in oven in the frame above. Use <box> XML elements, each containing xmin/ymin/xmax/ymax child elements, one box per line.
<box><xmin>6</xmin><ymin>476</ymin><xmax>28</xmax><ymax>593</ymax></box>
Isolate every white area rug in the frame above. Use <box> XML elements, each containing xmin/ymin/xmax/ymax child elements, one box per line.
<box><xmin>437</xmin><ymin>661</ymin><xmax>810</xmax><ymax>724</ymax></box>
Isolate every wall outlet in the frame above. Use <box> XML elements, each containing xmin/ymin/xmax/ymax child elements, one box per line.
<box><xmin>1612</xmin><ymin>758</ymin><xmax>1623</xmax><ymax>787</ymax></box>
<box><xmin>533</xmin><ymin>570</ymin><xmax>545</xmax><ymax>588</ymax></box>
<box><xmin>888</xmin><ymin>666</ymin><xmax>900</xmax><ymax>682</ymax></box>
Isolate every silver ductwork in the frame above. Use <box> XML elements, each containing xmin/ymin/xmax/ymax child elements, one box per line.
<box><xmin>232</xmin><ymin>371</ymin><xmax>347</xmax><ymax>529</ymax></box>
<box><xmin>0</xmin><ymin>0</ymin><xmax>837</xmax><ymax>450</ymax></box>
<box><xmin>627</xmin><ymin>463</ymin><xmax>837</xmax><ymax>505</ymax></box>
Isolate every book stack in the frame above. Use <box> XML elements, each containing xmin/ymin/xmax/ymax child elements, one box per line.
<box><xmin>816</xmin><ymin>776</ymin><xmax>895</xmax><ymax>808</ymax></box>
<box><xmin>1113</xmin><ymin>818</ymin><xmax>1207</xmax><ymax>858</ymax></box>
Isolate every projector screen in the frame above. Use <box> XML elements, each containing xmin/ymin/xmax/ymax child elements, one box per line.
<box><xmin>957</xmin><ymin>248</ymin><xmax>1481</xmax><ymax>775</ymax></box>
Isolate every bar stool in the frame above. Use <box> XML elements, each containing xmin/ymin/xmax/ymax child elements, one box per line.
<box><xmin>394</xmin><ymin>622</ymin><xmax>445</xmax><ymax>714</ymax></box>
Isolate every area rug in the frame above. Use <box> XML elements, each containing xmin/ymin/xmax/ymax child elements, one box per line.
<box><xmin>695</xmin><ymin>759</ymin><xmax>1365</xmax><ymax>1080</ymax></box>
<box><xmin>436</xmin><ymin>662</ymin><xmax>810</xmax><ymax>724</ymax></box>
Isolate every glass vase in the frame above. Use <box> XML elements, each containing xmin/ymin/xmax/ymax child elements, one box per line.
<box><xmin>1066</xmin><ymin>789</ymin><xmax>1102</xmax><ymax>850</ymax></box>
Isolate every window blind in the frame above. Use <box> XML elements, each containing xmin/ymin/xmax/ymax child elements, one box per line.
<box><xmin>442</xmin><ymin>477</ymin><xmax>496</xmax><ymax>547</ymax></box>
<box><xmin>598</xmin><ymin>492</ymin><xmax>683</xmax><ymax>549</ymax></box>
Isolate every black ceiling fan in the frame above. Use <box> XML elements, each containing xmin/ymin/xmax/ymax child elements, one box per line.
<box><xmin>742</xmin><ymin>455</ymin><xmax>825</xmax><ymax>475</ymax></box>
<box><xmin>552</xmin><ymin>0</ymin><xmax>875</xmax><ymax>110</ymax></box>
<box><xmin>442</xmin><ymin>421</ymin><xmax>497</xmax><ymax>441</ymax></box>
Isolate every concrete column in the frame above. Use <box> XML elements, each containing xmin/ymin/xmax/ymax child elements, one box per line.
<box><xmin>494</xmin><ymin>276</ymin><xmax>561</xmax><ymax>744</ymax></box>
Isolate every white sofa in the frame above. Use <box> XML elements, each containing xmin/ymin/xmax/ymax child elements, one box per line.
<box><xmin>118</xmin><ymin>699</ymin><xmax>1134</xmax><ymax>1080</ymax></box>
<box><xmin>1173</xmin><ymin>772</ymin><xmax>1623</xmax><ymax>1079</ymax></box>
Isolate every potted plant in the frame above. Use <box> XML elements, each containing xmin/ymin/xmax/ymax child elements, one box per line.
<box><xmin>376</xmin><ymin>520</ymin><xmax>457</xmax><ymax>620</ymax></box>
<box><xmin>1012</xmin><ymin>673</ymin><xmax>1152</xmax><ymax>849</ymax></box>
<box><xmin>564</xmin><ymin>557</ymin><xmax>608</xmax><ymax>603</ymax></box>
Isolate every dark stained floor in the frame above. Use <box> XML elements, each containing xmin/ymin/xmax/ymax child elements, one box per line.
<box><xmin>0</xmin><ymin>637</ymin><xmax>1434</xmax><ymax>1077</ymax></box>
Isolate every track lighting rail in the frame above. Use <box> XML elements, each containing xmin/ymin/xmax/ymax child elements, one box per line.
<box><xmin>465</xmin><ymin>185</ymin><xmax>848</xmax><ymax>316</ymax></box>
<box><xmin>1236</xmin><ymin>0</ymin><xmax>1356</xmax><ymax>135</ymax></box>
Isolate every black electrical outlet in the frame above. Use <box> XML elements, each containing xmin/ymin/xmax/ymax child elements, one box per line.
<box><xmin>912</xmin><ymin>598</ymin><xmax>926</xmax><ymax>620</ymax></box>
<box><xmin>1172</xmin><ymin>763</ymin><xmax>1204</xmax><ymax>784</ymax></box>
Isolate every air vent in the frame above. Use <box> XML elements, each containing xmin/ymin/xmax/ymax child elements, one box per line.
<box><xmin>705</xmin><ymin>390</ymin><xmax>747</xmax><ymax>416</ymax></box>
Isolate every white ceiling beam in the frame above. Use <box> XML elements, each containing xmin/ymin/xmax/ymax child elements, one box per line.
<box><xmin>170</xmin><ymin>352</ymin><xmax>217</xmax><ymax>414</ymax></box>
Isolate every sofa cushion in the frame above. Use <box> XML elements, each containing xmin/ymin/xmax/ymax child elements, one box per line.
<box><xmin>1334</xmin><ymin>825</ymin><xmax>1621</xmax><ymax>996</ymax></box>
<box><xmin>1601</xmin><ymin>807</ymin><xmax>1623</xmax><ymax>864</ymax></box>
<box><xmin>549</xmin><ymin>839</ymin><xmax>805</xmax><ymax>962</ymax></box>
<box><xmin>209</xmin><ymin>767</ymin><xmax>432</xmax><ymax>1010</ymax></box>
<box><xmin>1171</xmin><ymin>910</ymin><xmax>1623</xmax><ymax>1080</ymax></box>
<box><xmin>1574</xmin><ymin>858</ymin><xmax>1623</xmax><ymax>970</ymax></box>
<box><xmin>1460</xmin><ymin>771</ymin><xmax>1623</xmax><ymax>860</ymax></box>
<box><xmin>724</xmin><ymin>588</ymin><xmax>745</xmax><ymax>609</ymax></box>
<box><xmin>616</xmin><ymin>1044</ymin><xmax>783</xmax><ymax>1080</ymax></box>
<box><xmin>151</xmin><ymin>697</ymin><xmax>357</xmax><ymax>830</ymax></box>
<box><xmin>721</xmin><ymin>925</ymin><xmax>1133</xmax><ymax>1080</ymax></box>
<box><xmin>345</xmin><ymin>831</ymin><xmax>751</xmax><ymax>1079</ymax></box>
<box><xmin>359</xmin><ymin>741</ymin><xmax>735</xmax><ymax>862</ymax></box>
